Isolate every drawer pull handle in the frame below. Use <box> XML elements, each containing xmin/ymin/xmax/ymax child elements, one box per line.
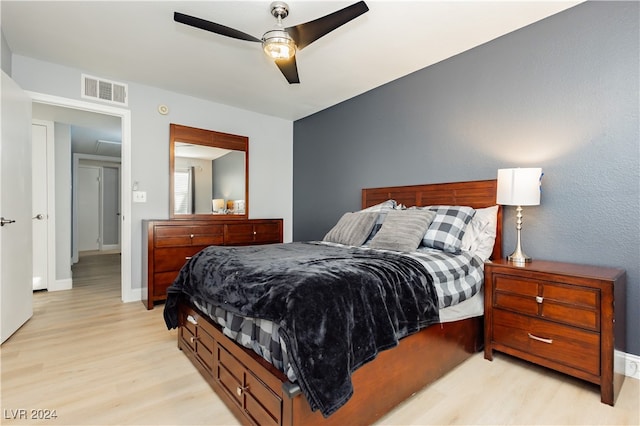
<box><xmin>236</xmin><ymin>385</ymin><xmax>249</xmax><ymax>396</ymax></box>
<box><xmin>528</xmin><ymin>333</ymin><xmax>553</xmax><ymax>344</ymax></box>
<box><xmin>186</xmin><ymin>315</ymin><xmax>198</xmax><ymax>325</ymax></box>
<box><xmin>535</xmin><ymin>296</ymin><xmax>544</xmax><ymax>304</ymax></box>
<box><xmin>190</xmin><ymin>234</ymin><xmax>194</xmax><ymax>239</ymax></box>
<box><xmin>190</xmin><ymin>336</ymin><xmax>200</xmax><ymax>343</ymax></box>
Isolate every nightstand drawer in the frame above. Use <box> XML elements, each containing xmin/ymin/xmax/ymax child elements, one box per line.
<box><xmin>493</xmin><ymin>309</ymin><xmax>600</xmax><ymax>376</ymax></box>
<box><xmin>493</xmin><ymin>274</ymin><xmax>600</xmax><ymax>330</ymax></box>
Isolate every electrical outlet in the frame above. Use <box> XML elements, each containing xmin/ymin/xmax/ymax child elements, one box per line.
<box><xmin>627</xmin><ymin>358</ymin><xmax>639</xmax><ymax>379</ymax></box>
<box><xmin>133</xmin><ymin>191</ymin><xmax>147</xmax><ymax>203</ymax></box>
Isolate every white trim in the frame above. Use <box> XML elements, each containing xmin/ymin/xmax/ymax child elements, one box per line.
<box><xmin>27</xmin><ymin>91</ymin><xmax>133</xmax><ymax>303</ymax></box>
<box><xmin>122</xmin><ymin>287</ymin><xmax>142</xmax><ymax>303</ymax></box>
<box><xmin>50</xmin><ymin>278</ymin><xmax>72</xmax><ymax>292</ymax></box>
<box><xmin>31</xmin><ymin>119</ymin><xmax>56</xmax><ymax>293</ymax></box>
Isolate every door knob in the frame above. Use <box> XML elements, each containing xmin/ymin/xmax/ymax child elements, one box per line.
<box><xmin>0</xmin><ymin>217</ymin><xmax>16</xmax><ymax>226</ymax></box>
<box><xmin>33</xmin><ymin>214</ymin><xmax>44</xmax><ymax>220</ymax></box>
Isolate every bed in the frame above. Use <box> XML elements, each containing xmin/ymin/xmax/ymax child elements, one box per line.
<box><xmin>164</xmin><ymin>179</ymin><xmax>502</xmax><ymax>426</ymax></box>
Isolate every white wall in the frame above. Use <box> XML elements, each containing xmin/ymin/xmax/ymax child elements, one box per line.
<box><xmin>1</xmin><ymin>32</ymin><xmax>11</xmax><ymax>75</ymax></box>
<box><xmin>12</xmin><ymin>54</ymin><xmax>293</xmax><ymax>293</ymax></box>
<box><xmin>54</xmin><ymin>123</ymin><xmax>72</xmax><ymax>282</ymax></box>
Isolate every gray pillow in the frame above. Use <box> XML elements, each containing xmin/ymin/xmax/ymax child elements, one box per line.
<box><xmin>369</xmin><ymin>210</ymin><xmax>436</xmax><ymax>252</ymax></box>
<box><xmin>323</xmin><ymin>212</ymin><xmax>378</xmax><ymax>246</ymax></box>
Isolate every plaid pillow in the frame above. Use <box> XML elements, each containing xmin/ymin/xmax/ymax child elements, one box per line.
<box><xmin>422</xmin><ymin>206</ymin><xmax>475</xmax><ymax>253</ymax></box>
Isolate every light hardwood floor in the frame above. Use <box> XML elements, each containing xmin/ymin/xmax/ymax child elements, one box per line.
<box><xmin>1</xmin><ymin>253</ymin><xmax>638</xmax><ymax>425</ymax></box>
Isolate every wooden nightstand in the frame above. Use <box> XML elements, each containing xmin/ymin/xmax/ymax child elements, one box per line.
<box><xmin>484</xmin><ymin>259</ymin><xmax>626</xmax><ymax>405</ymax></box>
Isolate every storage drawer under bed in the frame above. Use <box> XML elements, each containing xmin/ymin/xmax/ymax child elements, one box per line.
<box><xmin>178</xmin><ymin>303</ymin><xmax>284</xmax><ymax>426</ymax></box>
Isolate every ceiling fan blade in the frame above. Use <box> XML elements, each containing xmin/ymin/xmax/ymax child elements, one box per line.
<box><xmin>174</xmin><ymin>12</ymin><xmax>261</xmax><ymax>43</ymax></box>
<box><xmin>285</xmin><ymin>1</ymin><xmax>369</xmax><ymax>50</ymax></box>
<box><xmin>275</xmin><ymin>56</ymin><xmax>300</xmax><ymax>84</ymax></box>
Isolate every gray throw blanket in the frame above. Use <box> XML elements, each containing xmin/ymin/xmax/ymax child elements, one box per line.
<box><xmin>164</xmin><ymin>242</ymin><xmax>439</xmax><ymax>417</ymax></box>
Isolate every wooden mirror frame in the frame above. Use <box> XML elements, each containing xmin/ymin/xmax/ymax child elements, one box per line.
<box><xmin>169</xmin><ymin>123</ymin><xmax>249</xmax><ymax>220</ymax></box>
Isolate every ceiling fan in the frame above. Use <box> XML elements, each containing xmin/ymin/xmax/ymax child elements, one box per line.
<box><xmin>174</xmin><ymin>1</ymin><xmax>369</xmax><ymax>84</ymax></box>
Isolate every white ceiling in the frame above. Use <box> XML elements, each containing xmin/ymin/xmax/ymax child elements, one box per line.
<box><xmin>2</xmin><ymin>1</ymin><xmax>582</xmax><ymax>122</ymax></box>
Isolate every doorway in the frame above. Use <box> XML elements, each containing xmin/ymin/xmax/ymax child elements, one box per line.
<box><xmin>77</xmin><ymin>165</ymin><xmax>101</xmax><ymax>252</ymax></box>
<box><xmin>31</xmin><ymin>120</ymin><xmax>55</xmax><ymax>291</ymax></box>
<box><xmin>73</xmin><ymin>156</ymin><xmax>122</xmax><ymax>262</ymax></box>
<box><xmin>29</xmin><ymin>92</ymin><xmax>133</xmax><ymax>302</ymax></box>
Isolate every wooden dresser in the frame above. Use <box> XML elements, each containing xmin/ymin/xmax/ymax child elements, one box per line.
<box><xmin>142</xmin><ymin>219</ymin><xmax>283</xmax><ymax>309</ymax></box>
<box><xmin>484</xmin><ymin>259</ymin><xmax>626</xmax><ymax>405</ymax></box>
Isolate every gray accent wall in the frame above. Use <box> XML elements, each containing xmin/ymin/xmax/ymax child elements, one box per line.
<box><xmin>293</xmin><ymin>2</ymin><xmax>639</xmax><ymax>355</ymax></box>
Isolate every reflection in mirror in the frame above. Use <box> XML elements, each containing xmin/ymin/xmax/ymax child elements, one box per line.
<box><xmin>169</xmin><ymin>124</ymin><xmax>248</xmax><ymax>219</ymax></box>
<box><xmin>173</xmin><ymin>143</ymin><xmax>245</xmax><ymax>214</ymax></box>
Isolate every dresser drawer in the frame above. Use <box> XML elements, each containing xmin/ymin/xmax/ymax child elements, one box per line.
<box><xmin>155</xmin><ymin>225</ymin><xmax>224</xmax><ymax>247</ymax></box>
<box><xmin>493</xmin><ymin>309</ymin><xmax>600</xmax><ymax>376</ymax></box>
<box><xmin>191</xmin><ymin>225</ymin><xmax>224</xmax><ymax>246</ymax></box>
<box><xmin>154</xmin><ymin>247</ymin><xmax>203</xmax><ymax>272</ymax></box>
<box><xmin>155</xmin><ymin>225</ymin><xmax>195</xmax><ymax>247</ymax></box>
<box><xmin>224</xmin><ymin>224</ymin><xmax>255</xmax><ymax>245</ymax></box>
<box><xmin>225</xmin><ymin>220</ymin><xmax>283</xmax><ymax>245</ymax></box>
<box><xmin>253</xmin><ymin>222</ymin><xmax>283</xmax><ymax>244</ymax></box>
<box><xmin>153</xmin><ymin>272</ymin><xmax>178</xmax><ymax>297</ymax></box>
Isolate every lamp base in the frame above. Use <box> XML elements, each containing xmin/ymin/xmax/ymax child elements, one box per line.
<box><xmin>507</xmin><ymin>205</ymin><xmax>533</xmax><ymax>265</ymax></box>
<box><xmin>507</xmin><ymin>252</ymin><xmax>532</xmax><ymax>265</ymax></box>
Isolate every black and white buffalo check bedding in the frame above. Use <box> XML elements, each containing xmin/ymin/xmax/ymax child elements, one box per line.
<box><xmin>190</xmin><ymin>242</ymin><xmax>485</xmax><ymax>382</ymax></box>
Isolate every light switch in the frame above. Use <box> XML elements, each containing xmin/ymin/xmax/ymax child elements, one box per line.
<box><xmin>133</xmin><ymin>191</ymin><xmax>147</xmax><ymax>203</ymax></box>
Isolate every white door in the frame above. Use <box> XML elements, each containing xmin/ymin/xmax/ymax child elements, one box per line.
<box><xmin>31</xmin><ymin>121</ymin><xmax>51</xmax><ymax>290</ymax></box>
<box><xmin>101</xmin><ymin>166</ymin><xmax>120</xmax><ymax>250</ymax></box>
<box><xmin>77</xmin><ymin>165</ymin><xmax>101</xmax><ymax>252</ymax></box>
<box><xmin>1</xmin><ymin>71</ymin><xmax>33</xmax><ymax>343</ymax></box>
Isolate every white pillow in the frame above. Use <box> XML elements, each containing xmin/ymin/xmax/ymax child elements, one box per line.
<box><xmin>460</xmin><ymin>205</ymin><xmax>499</xmax><ymax>261</ymax></box>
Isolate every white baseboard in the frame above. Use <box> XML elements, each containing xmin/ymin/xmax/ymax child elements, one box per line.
<box><xmin>620</xmin><ymin>351</ymin><xmax>640</xmax><ymax>379</ymax></box>
<box><xmin>122</xmin><ymin>287</ymin><xmax>142</xmax><ymax>303</ymax></box>
<box><xmin>48</xmin><ymin>278</ymin><xmax>72</xmax><ymax>292</ymax></box>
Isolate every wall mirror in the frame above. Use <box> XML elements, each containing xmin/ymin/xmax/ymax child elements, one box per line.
<box><xmin>169</xmin><ymin>123</ymin><xmax>248</xmax><ymax>219</ymax></box>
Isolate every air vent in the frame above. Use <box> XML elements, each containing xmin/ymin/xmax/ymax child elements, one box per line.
<box><xmin>81</xmin><ymin>74</ymin><xmax>128</xmax><ymax>106</ymax></box>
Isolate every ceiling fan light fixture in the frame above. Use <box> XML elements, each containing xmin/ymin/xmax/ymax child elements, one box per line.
<box><xmin>262</xmin><ymin>29</ymin><xmax>296</xmax><ymax>60</ymax></box>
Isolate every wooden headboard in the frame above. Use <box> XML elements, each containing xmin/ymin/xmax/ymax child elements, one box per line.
<box><xmin>362</xmin><ymin>179</ymin><xmax>503</xmax><ymax>260</ymax></box>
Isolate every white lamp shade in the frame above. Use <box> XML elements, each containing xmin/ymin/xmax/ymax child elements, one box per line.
<box><xmin>496</xmin><ymin>168</ymin><xmax>542</xmax><ymax>206</ymax></box>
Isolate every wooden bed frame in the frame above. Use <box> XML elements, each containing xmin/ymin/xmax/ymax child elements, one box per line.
<box><xmin>176</xmin><ymin>179</ymin><xmax>502</xmax><ymax>426</ymax></box>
